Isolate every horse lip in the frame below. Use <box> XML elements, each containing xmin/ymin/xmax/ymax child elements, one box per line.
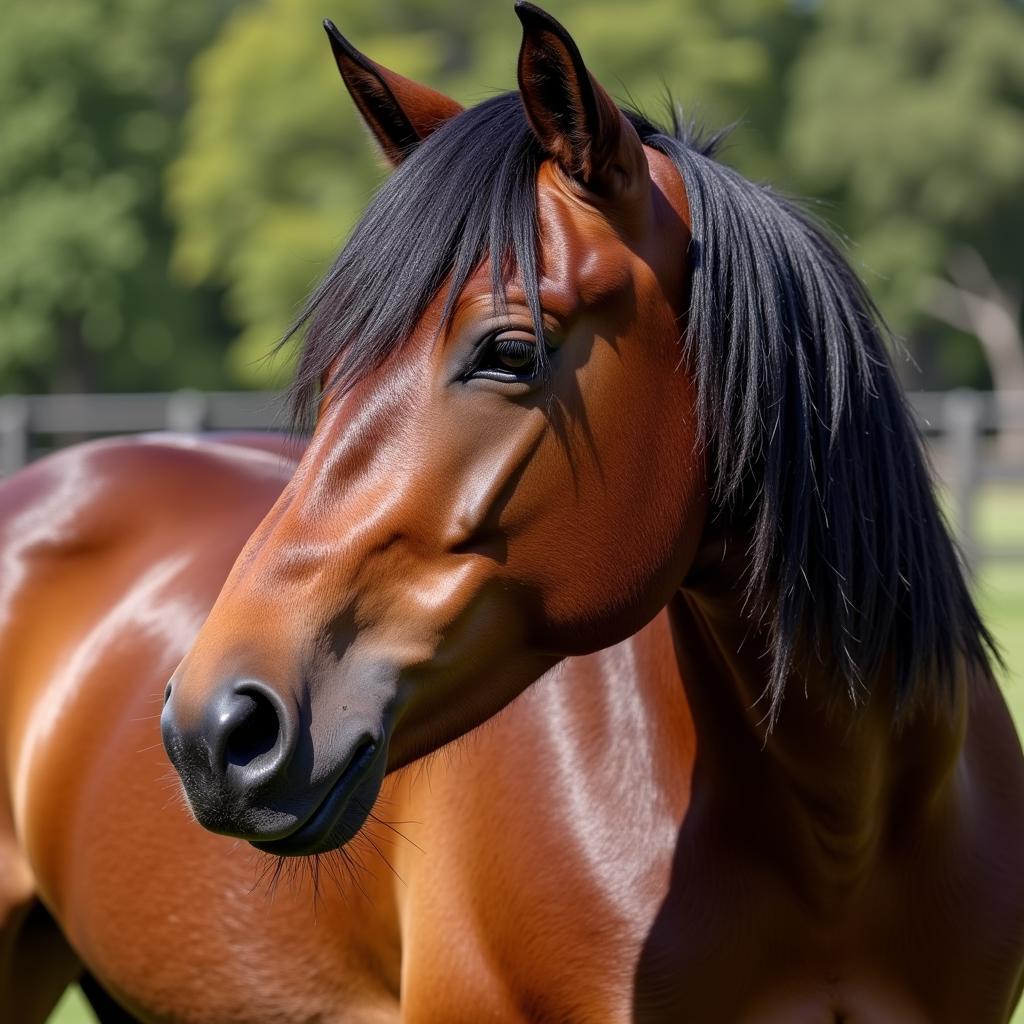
<box><xmin>251</xmin><ymin>737</ymin><xmax>380</xmax><ymax>856</ymax></box>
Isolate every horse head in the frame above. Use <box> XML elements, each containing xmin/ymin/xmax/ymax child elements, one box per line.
<box><xmin>162</xmin><ymin>4</ymin><xmax>708</xmax><ymax>855</ymax></box>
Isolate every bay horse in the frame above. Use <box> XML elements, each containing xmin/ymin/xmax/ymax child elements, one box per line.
<box><xmin>2</xmin><ymin>4</ymin><xmax>1024</xmax><ymax>1021</ymax></box>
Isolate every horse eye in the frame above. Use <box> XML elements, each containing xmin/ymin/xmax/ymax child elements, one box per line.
<box><xmin>470</xmin><ymin>333</ymin><xmax>540</xmax><ymax>382</ymax></box>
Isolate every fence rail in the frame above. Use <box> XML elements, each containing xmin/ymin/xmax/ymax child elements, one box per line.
<box><xmin>0</xmin><ymin>390</ymin><xmax>288</xmax><ymax>476</ymax></box>
<box><xmin>2</xmin><ymin>388</ymin><xmax>1023</xmax><ymax>569</ymax></box>
<box><xmin>912</xmin><ymin>390</ymin><xmax>1024</xmax><ymax>568</ymax></box>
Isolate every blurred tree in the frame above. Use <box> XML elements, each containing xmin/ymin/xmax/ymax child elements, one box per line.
<box><xmin>782</xmin><ymin>0</ymin><xmax>1024</xmax><ymax>389</ymax></box>
<box><xmin>0</xmin><ymin>0</ymin><xmax>236</xmax><ymax>393</ymax></box>
<box><xmin>170</xmin><ymin>0</ymin><xmax>805</xmax><ymax>386</ymax></box>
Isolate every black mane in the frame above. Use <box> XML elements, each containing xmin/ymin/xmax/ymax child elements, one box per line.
<box><xmin>286</xmin><ymin>91</ymin><xmax>996</xmax><ymax>721</ymax></box>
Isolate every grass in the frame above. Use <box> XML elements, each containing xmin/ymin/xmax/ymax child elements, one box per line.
<box><xmin>49</xmin><ymin>988</ymin><xmax>94</xmax><ymax>1024</ymax></box>
<box><xmin>45</xmin><ymin>485</ymin><xmax>1024</xmax><ymax>1023</ymax></box>
<box><xmin>975</xmin><ymin>489</ymin><xmax>1024</xmax><ymax>715</ymax></box>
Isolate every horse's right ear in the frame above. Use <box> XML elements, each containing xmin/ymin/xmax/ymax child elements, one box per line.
<box><xmin>323</xmin><ymin>20</ymin><xmax>464</xmax><ymax>167</ymax></box>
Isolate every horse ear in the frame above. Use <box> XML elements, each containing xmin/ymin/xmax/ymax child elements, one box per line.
<box><xmin>323</xmin><ymin>20</ymin><xmax>464</xmax><ymax>167</ymax></box>
<box><xmin>514</xmin><ymin>2</ymin><xmax>647</xmax><ymax>200</ymax></box>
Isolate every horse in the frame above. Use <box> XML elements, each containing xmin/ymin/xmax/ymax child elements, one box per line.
<box><xmin>3</xmin><ymin>3</ymin><xmax>1024</xmax><ymax>1021</ymax></box>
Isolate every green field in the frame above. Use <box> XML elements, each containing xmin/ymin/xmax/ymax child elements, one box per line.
<box><xmin>45</xmin><ymin>486</ymin><xmax>1024</xmax><ymax>1024</ymax></box>
<box><xmin>977</xmin><ymin>497</ymin><xmax>1024</xmax><ymax>1024</ymax></box>
<box><xmin>976</xmin><ymin>490</ymin><xmax>1024</xmax><ymax>706</ymax></box>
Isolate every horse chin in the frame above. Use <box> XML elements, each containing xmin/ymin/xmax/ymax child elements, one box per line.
<box><xmin>250</xmin><ymin>737</ymin><xmax>388</xmax><ymax>857</ymax></box>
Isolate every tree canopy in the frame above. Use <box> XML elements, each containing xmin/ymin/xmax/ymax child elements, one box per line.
<box><xmin>1</xmin><ymin>0</ymin><xmax>1022</xmax><ymax>393</ymax></box>
<box><xmin>0</xmin><ymin>0</ymin><xmax>236</xmax><ymax>392</ymax></box>
<box><xmin>782</xmin><ymin>0</ymin><xmax>1024</xmax><ymax>384</ymax></box>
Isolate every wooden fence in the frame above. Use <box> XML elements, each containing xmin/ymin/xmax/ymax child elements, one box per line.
<box><xmin>2</xmin><ymin>388</ymin><xmax>1023</xmax><ymax>569</ymax></box>
<box><xmin>911</xmin><ymin>390</ymin><xmax>1024</xmax><ymax>569</ymax></box>
<box><xmin>0</xmin><ymin>390</ymin><xmax>287</xmax><ymax>474</ymax></box>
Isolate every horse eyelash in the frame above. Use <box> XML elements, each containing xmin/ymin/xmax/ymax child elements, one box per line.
<box><xmin>460</xmin><ymin>330</ymin><xmax>549</xmax><ymax>381</ymax></box>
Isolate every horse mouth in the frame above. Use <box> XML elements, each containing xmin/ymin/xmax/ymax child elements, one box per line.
<box><xmin>251</xmin><ymin>737</ymin><xmax>380</xmax><ymax>856</ymax></box>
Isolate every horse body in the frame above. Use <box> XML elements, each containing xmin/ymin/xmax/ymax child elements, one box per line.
<box><xmin>4</xmin><ymin>3</ymin><xmax>1024</xmax><ymax>1020</ymax></box>
<box><xmin>2</xmin><ymin>437</ymin><xmax>1023</xmax><ymax>1023</ymax></box>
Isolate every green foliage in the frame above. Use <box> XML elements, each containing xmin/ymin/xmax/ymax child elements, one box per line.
<box><xmin>169</xmin><ymin>0</ymin><xmax>801</xmax><ymax>386</ymax></box>
<box><xmin>3</xmin><ymin>0</ymin><xmax>1023</xmax><ymax>393</ymax></box>
<box><xmin>782</xmin><ymin>0</ymin><xmax>1024</xmax><ymax>339</ymax></box>
<box><xmin>0</xmin><ymin>0</ymin><xmax>235</xmax><ymax>392</ymax></box>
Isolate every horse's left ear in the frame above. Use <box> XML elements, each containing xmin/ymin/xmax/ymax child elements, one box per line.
<box><xmin>324</xmin><ymin>19</ymin><xmax>464</xmax><ymax>167</ymax></box>
<box><xmin>514</xmin><ymin>2</ymin><xmax>648</xmax><ymax>201</ymax></box>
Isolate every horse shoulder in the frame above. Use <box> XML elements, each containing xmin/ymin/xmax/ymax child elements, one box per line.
<box><xmin>0</xmin><ymin>436</ymin><xmax>293</xmax><ymax>893</ymax></box>
<box><xmin>944</xmin><ymin>669</ymin><xmax>1024</xmax><ymax>1015</ymax></box>
<box><xmin>1</xmin><ymin>434</ymin><xmax>402</xmax><ymax>1023</ymax></box>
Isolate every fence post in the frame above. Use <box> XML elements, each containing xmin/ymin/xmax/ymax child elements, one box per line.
<box><xmin>944</xmin><ymin>388</ymin><xmax>983</xmax><ymax>571</ymax></box>
<box><xmin>0</xmin><ymin>396</ymin><xmax>29</xmax><ymax>477</ymax></box>
<box><xmin>166</xmin><ymin>389</ymin><xmax>209</xmax><ymax>433</ymax></box>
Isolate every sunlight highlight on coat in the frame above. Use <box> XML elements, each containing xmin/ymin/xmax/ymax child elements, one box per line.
<box><xmin>14</xmin><ymin>553</ymin><xmax>200</xmax><ymax>833</ymax></box>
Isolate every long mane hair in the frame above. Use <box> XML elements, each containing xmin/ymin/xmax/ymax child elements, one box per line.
<box><xmin>285</xmin><ymin>91</ymin><xmax>996</xmax><ymax>723</ymax></box>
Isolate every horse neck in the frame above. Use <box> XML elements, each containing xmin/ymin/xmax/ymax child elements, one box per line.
<box><xmin>668</xmin><ymin>545</ymin><xmax>967</xmax><ymax>908</ymax></box>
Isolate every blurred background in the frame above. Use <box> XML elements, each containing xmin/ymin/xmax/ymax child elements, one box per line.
<box><xmin>0</xmin><ymin>0</ymin><xmax>1022</xmax><ymax>1019</ymax></box>
<box><xmin>3</xmin><ymin>0</ymin><xmax>1023</xmax><ymax>396</ymax></box>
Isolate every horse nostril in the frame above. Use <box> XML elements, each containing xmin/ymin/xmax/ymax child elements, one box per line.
<box><xmin>221</xmin><ymin>687</ymin><xmax>281</xmax><ymax>769</ymax></box>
